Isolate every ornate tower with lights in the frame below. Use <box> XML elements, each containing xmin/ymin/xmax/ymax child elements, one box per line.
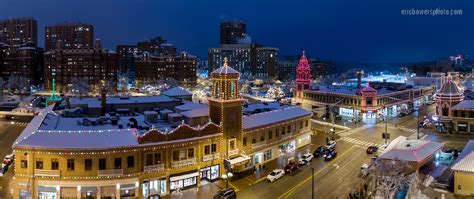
<box><xmin>208</xmin><ymin>57</ymin><xmax>245</xmax><ymax>157</ymax></box>
<box><xmin>296</xmin><ymin>51</ymin><xmax>311</xmax><ymax>99</ymax></box>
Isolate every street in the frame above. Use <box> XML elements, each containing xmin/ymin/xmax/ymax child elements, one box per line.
<box><xmin>0</xmin><ymin>120</ymin><xmax>28</xmax><ymax>198</ymax></box>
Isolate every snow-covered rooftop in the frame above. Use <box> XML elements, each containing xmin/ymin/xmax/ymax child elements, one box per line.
<box><xmin>180</xmin><ymin>107</ymin><xmax>209</xmax><ymax>118</ymax></box>
<box><xmin>380</xmin><ymin>139</ymin><xmax>443</xmax><ymax>162</ymax></box>
<box><xmin>452</xmin><ymin>100</ymin><xmax>474</xmax><ymax>110</ymax></box>
<box><xmin>70</xmin><ymin>96</ymin><xmax>177</xmax><ymax>108</ymax></box>
<box><xmin>451</xmin><ymin>140</ymin><xmax>474</xmax><ymax>173</ymax></box>
<box><xmin>161</xmin><ymin>87</ymin><xmax>191</xmax><ymax>97</ymax></box>
<box><xmin>175</xmin><ymin>102</ymin><xmax>207</xmax><ymax>111</ymax></box>
<box><xmin>243</xmin><ymin>106</ymin><xmax>311</xmax><ymax>130</ymax></box>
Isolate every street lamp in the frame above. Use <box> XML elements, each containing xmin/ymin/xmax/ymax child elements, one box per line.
<box><xmin>221</xmin><ymin>172</ymin><xmax>233</xmax><ymax>189</ymax></box>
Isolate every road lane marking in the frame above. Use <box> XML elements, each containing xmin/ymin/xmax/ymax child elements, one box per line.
<box><xmin>228</xmin><ymin>181</ymin><xmax>239</xmax><ymax>192</ymax></box>
<box><xmin>278</xmin><ymin>145</ymin><xmax>356</xmax><ymax>199</ymax></box>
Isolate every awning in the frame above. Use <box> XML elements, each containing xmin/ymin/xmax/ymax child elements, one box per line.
<box><xmin>227</xmin><ymin>155</ymin><xmax>250</xmax><ymax>165</ymax></box>
<box><xmin>38</xmin><ymin>186</ymin><xmax>57</xmax><ymax>193</ymax></box>
<box><xmin>170</xmin><ymin>172</ymin><xmax>199</xmax><ymax>182</ymax></box>
<box><xmin>81</xmin><ymin>187</ymin><xmax>98</xmax><ymax>193</ymax></box>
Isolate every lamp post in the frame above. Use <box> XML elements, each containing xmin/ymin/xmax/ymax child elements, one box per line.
<box><xmin>221</xmin><ymin>172</ymin><xmax>233</xmax><ymax>189</ymax></box>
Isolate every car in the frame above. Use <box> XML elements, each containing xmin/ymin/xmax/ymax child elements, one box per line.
<box><xmin>398</xmin><ymin>112</ymin><xmax>407</xmax><ymax>117</ymax></box>
<box><xmin>324</xmin><ymin>150</ymin><xmax>337</xmax><ymax>161</ymax></box>
<box><xmin>326</xmin><ymin>140</ymin><xmax>336</xmax><ymax>149</ymax></box>
<box><xmin>313</xmin><ymin>146</ymin><xmax>327</xmax><ymax>157</ymax></box>
<box><xmin>298</xmin><ymin>153</ymin><xmax>314</xmax><ymax>165</ymax></box>
<box><xmin>213</xmin><ymin>188</ymin><xmax>236</xmax><ymax>199</ymax></box>
<box><xmin>427</xmin><ymin>101</ymin><xmax>435</xmax><ymax>105</ymax></box>
<box><xmin>366</xmin><ymin>146</ymin><xmax>378</xmax><ymax>154</ymax></box>
<box><xmin>267</xmin><ymin>169</ymin><xmax>285</xmax><ymax>182</ymax></box>
<box><xmin>284</xmin><ymin>162</ymin><xmax>299</xmax><ymax>174</ymax></box>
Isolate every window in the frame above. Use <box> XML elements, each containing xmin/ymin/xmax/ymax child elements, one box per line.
<box><xmin>21</xmin><ymin>157</ymin><xmax>27</xmax><ymax>168</ymax></box>
<box><xmin>85</xmin><ymin>159</ymin><xmax>92</xmax><ymax>171</ymax></box>
<box><xmin>287</xmin><ymin>126</ymin><xmax>291</xmax><ymax>133</ymax></box>
<box><xmin>99</xmin><ymin>158</ymin><xmax>106</xmax><ymax>170</ymax></box>
<box><xmin>173</xmin><ymin>150</ymin><xmax>180</xmax><ymax>161</ymax></box>
<box><xmin>51</xmin><ymin>159</ymin><xmax>59</xmax><ymax>170</ymax></box>
<box><xmin>264</xmin><ymin>150</ymin><xmax>272</xmax><ymax>161</ymax></box>
<box><xmin>458</xmin><ymin>185</ymin><xmax>461</xmax><ymax>190</ymax></box>
<box><xmin>252</xmin><ymin>138</ymin><xmax>256</xmax><ymax>144</ymax></box>
<box><xmin>36</xmin><ymin>158</ymin><xmax>43</xmax><ymax>169</ymax></box>
<box><xmin>204</xmin><ymin>145</ymin><xmax>211</xmax><ymax>155</ymax></box>
<box><xmin>211</xmin><ymin>144</ymin><xmax>217</xmax><ymax>153</ymax></box>
<box><xmin>187</xmin><ymin>148</ymin><xmax>194</xmax><ymax>158</ymax></box>
<box><xmin>154</xmin><ymin>153</ymin><xmax>161</xmax><ymax>164</ymax></box>
<box><xmin>243</xmin><ymin>137</ymin><xmax>247</xmax><ymax>146</ymax></box>
<box><xmin>146</xmin><ymin>154</ymin><xmax>154</xmax><ymax>166</ymax></box>
<box><xmin>275</xmin><ymin>129</ymin><xmax>279</xmax><ymax>137</ymax></box>
<box><xmin>268</xmin><ymin>131</ymin><xmax>273</xmax><ymax>139</ymax></box>
<box><xmin>305</xmin><ymin>120</ymin><xmax>309</xmax><ymax>127</ymax></box>
<box><xmin>114</xmin><ymin>158</ymin><xmax>122</xmax><ymax>169</ymax></box>
<box><xmin>127</xmin><ymin>156</ymin><xmax>134</xmax><ymax>168</ymax></box>
<box><xmin>229</xmin><ymin>140</ymin><xmax>235</xmax><ymax>150</ymax></box>
<box><xmin>282</xmin><ymin>127</ymin><xmax>285</xmax><ymax>135</ymax></box>
<box><xmin>67</xmin><ymin>159</ymin><xmax>75</xmax><ymax>171</ymax></box>
<box><xmin>260</xmin><ymin>135</ymin><xmax>265</xmax><ymax>142</ymax></box>
<box><xmin>300</xmin><ymin>121</ymin><xmax>303</xmax><ymax>129</ymax></box>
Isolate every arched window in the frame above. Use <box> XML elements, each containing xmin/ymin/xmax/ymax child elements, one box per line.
<box><xmin>442</xmin><ymin>106</ymin><xmax>449</xmax><ymax>116</ymax></box>
<box><xmin>230</xmin><ymin>81</ymin><xmax>235</xmax><ymax>98</ymax></box>
<box><xmin>214</xmin><ymin>82</ymin><xmax>220</xmax><ymax>98</ymax></box>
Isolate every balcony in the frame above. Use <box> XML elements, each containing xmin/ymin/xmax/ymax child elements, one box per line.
<box><xmin>202</xmin><ymin>153</ymin><xmax>220</xmax><ymax>162</ymax></box>
<box><xmin>34</xmin><ymin>169</ymin><xmax>60</xmax><ymax>177</ymax></box>
<box><xmin>171</xmin><ymin>159</ymin><xmax>196</xmax><ymax>168</ymax></box>
<box><xmin>252</xmin><ymin>141</ymin><xmax>266</xmax><ymax>149</ymax></box>
<box><xmin>228</xmin><ymin>149</ymin><xmax>239</xmax><ymax>157</ymax></box>
<box><xmin>98</xmin><ymin>169</ymin><xmax>123</xmax><ymax>177</ymax></box>
<box><xmin>143</xmin><ymin>164</ymin><xmax>165</xmax><ymax>173</ymax></box>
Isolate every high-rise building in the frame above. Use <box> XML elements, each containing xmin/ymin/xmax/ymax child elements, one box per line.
<box><xmin>116</xmin><ymin>45</ymin><xmax>139</xmax><ymax>82</ymax></box>
<box><xmin>43</xmin><ymin>39</ymin><xmax>118</xmax><ymax>92</ymax></box>
<box><xmin>135</xmin><ymin>52</ymin><xmax>197</xmax><ymax>87</ymax></box>
<box><xmin>0</xmin><ymin>41</ymin><xmax>43</xmax><ymax>86</ymax></box>
<box><xmin>0</xmin><ymin>17</ymin><xmax>37</xmax><ymax>48</ymax></box>
<box><xmin>137</xmin><ymin>36</ymin><xmax>177</xmax><ymax>56</ymax></box>
<box><xmin>45</xmin><ymin>22</ymin><xmax>94</xmax><ymax>51</ymax></box>
<box><xmin>220</xmin><ymin>20</ymin><xmax>247</xmax><ymax>45</ymax></box>
<box><xmin>208</xmin><ymin>44</ymin><xmax>278</xmax><ymax>79</ymax></box>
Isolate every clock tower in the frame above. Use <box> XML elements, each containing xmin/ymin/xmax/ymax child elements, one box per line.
<box><xmin>208</xmin><ymin>57</ymin><xmax>245</xmax><ymax>157</ymax></box>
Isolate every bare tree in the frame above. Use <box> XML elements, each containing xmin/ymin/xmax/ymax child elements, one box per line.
<box><xmin>362</xmin><ymin>159</ymin><xmax>415</xmax><ymax>198</ymax></box>
<box><xmin>265</xmin><ymin>85</ymin><xmax>285</xmax><ymax>99</ymax></box>
<box><xmin>102</xmin><ymin>78</ymin><xmax>117</xmax><ymax>96</ymax></box>
<box><xmin>70</xmin><ymin>77</ymin><xmax>90</xmax><ymax>99</ymax></box>
<box><xmin>7</xmin><ymin>75</ymin><xmax>29</xmax><ymax>100</ymax></box>
<box><xmin>119</xmin><ymin>76</ymin><xmax>129</xmax><ymax>95</ymax></box>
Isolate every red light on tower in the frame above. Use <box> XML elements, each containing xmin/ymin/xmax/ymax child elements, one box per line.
<box><xmin>296</xmin><ymin>50</ymin><xmax>312</xmax><ymax>99</ymax></box>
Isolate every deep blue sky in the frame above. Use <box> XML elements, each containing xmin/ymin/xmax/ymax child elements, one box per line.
<box><xmin>1</xmin><ymin>0</ymin><xmax>473</xmax><ymax>63</ymax></box>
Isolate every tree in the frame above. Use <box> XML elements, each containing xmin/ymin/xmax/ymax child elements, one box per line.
<box><xmin>265</xmin><ymin>85</ymin><xmax>285</xmax><ymax>99</ymax></box>
<box><xmin>7</xmin><ymin>75</ymin><xmax>29</xmax><ymax>100</ymax></box>
<box><xmin>102</xmin><ymin>78</ymin><xmax>117</xmax><ymax>96</ymax></box>
<box><xmin>119</xmin><ymin>76</ymin><xmax>129</xmax><ymax>95</ymax></box>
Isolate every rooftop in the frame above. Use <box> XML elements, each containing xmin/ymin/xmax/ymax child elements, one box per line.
<box><xmin>243</xmin><ymin>106</ymin><xmax>311</xmax><ymax>130</ymax></box>
<box><xmin>308</xmin><ymin>85</ymin><xmax>428</xmax><ymax>96</ymax></box>
<box><xmin>161</xmin><ymin>87</ymin><xmax>192</xmax><ymax>97</ymax></box>
<box><xmin>211</xmin><ymin>58</ymin><xmax>240</xmax><ymax>75</ymax></box>
<box><xmin>70</xmin><ymin>96</ymin><xmax>178</xmax><ymax>108</ymax></box>
<box><xmin>380</xmin><ymin>138</ymin><xmax>443</xmax><ymax>162</ymax></box>
<box><xmin>451</xmin><ymin>140</ymin><xmax>474</xmax><ymax>173</ymax></box>
<box><xmin>452</xmin><ymin>100</ymin><xmax>474</xmax><ymax>109</ymax></box>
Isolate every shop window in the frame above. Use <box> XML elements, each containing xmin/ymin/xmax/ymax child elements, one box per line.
<box><xmin>85</xmin><ymin>159</ymin><xmax>92</xmax><ymax>171</ymax></box>
<box><xmin>204</xmin><ymin>145</ymin><xmax>211</xmax><ymax>155</ymax></box>
<box><xmin>268</xmin><ymin>131</ymin><xmax>273</xmax><ymax>139</ymax></box>
<box><xmin>99</xmin><ymin>158</ymin><xmax>106</xmax><ymax>170</ymax></box>
<box><xmin>243</xmin><ymin>137</ymin><xmax>247</xmax><ymax>146</ymax></box>
<box><xmin>264</xmin><ymin>150</ymin><xmax>272</xmax><ymax>161</ymax></box>
<box><xmin>67</xmin><ymin>159</ymin><xmax>75</xmax><ymax>171</ymax></box>
<box><xmin>21</xmin><ymin>157</ymin><xmax>27</xmax><ymax>168</ymax></box>
<box><xmin>127</xmin><ymin>156</ymin><xmax>134</xmax><ymax>168</ymax></box>
<box><xmin>154</xmin><ymin>153</ymin><xmax>162</xmax><ymax>164</ymax></box>
<box><xmin>51</xmin><ymin>159</ymin><xmax>59</xmax><ymax>170</ymax></box>
<box><xmin>36</xmin><ymin>158</ymin><xmax>43</xmax><ymax>169</ymax></box>
<box><xmin>188</xmin><ymin>148</ymin><xmax>194</xmax><ymax>158</ymax></box>
<box><xmin>211</xmin><ymin>144</ymin><xmax>217</xmax><ymax>153</ymax></box>
<box><xmin>146</xmin><ymin>154</ymin><xmax>154</xmax><ymax>166</ymax></box>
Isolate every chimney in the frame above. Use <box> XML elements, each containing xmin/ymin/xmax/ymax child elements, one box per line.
<box><xmin>94</xmin><ymin>38</ymin><xmax>102</xmax><ymax>50</ymax></box>
<box><xmin>101</xmin><ymin>87</ymin><xmax>106</xmax><ymax>115</ymax></box>
<box><xmin>356</xmin><ymin>70</ymin><xmax>364</xmax><ymax>89</ymax></box>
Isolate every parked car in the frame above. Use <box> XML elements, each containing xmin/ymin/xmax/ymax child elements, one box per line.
<box><xmin>213</xmin><ymin>188</ymin><xmax>236</xmax><ymax>199</ymax></box>
<box><xmin>326</xmin><ymin>140</ymin><xmax>336</xmax><ymax>149</ymax></box>
<box><xmin>366</xmin><ymin>146</ymin><xmax>379</xmax><ymax>154</ymax></box>
<box><xmin>324</xmin><ymin>150</ymin><xmax>337</xmax><ymax>161</ymax></box>
<box><xmin>284</xmin><ymin>162</ymin><xmax>299</xmax><ymax>174</ymax></box>
<box><xmin>313</xmin><ymin>146</ymin><xmax>327</xmax><ymax>157</ymax></box>
<box><xmin>298</xmin><ymin>153</ymin><xmax>314</xmax><ymax>165</ymax></box>
<box><xmin>267</xmin><ymin>169</ymin><xmax>285</xmax><ymax>182</ymax></box>
<box><xmin>398</xmin><ymin>112</ymin><xmax>407</xmax><ymax>117</ymax></box>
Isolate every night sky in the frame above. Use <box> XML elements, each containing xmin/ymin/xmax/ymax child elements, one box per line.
<box><xmin>1</xmin><ymin>0</ymin><xmax>473</xmax><ymax>63</ymax></box>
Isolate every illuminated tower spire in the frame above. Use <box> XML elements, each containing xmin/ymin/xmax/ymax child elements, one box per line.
<box><xmin>296</xmin><ymin>50</ymin><xmax>312</xmax><ymax>99</ymax></box>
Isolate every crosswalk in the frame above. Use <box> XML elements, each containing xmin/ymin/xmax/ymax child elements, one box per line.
<box><xmin>0</xmin><ymin>121</ymin><xmax>28</xmax><ymax>126</ymax></box>
<box><xmin>375</xmin><ymin>123</ymin><xmax>418</xmax><ymax>134</ymax></box>
<box><xmin>339</xmin><ymin>136</ymin><xmax>385</xmax><ymax>149</ymax></box>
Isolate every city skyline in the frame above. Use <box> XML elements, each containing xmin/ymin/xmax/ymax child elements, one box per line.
<box><xmin>1</xmin><ymin>0</ymin><xmax>472</xmax><ymax>63</ymax></box>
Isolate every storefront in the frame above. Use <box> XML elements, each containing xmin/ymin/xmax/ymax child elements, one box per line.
<box><xmin>19</xmin><ymin>189</ymin><xmax>31</xmax><ymax>199</ymax></box>
<box><xmin>200</xmin><ymin>165</ymin><xmax>220</xmax><ymax>182</ymax></box>
<box><xmin>457</xmin><ymin>123</ymin><xmax>468</xmax><ymax>132</ymax></box>
<box><xmin>119</xmin><ymin>184</ymin><xmax>137</xmax><ymax>198</ymax></box>
<box><xmin>169</xmin><ymin>171</ymin><xmax>199</xmax><ymax>191</ymax></box>
<box><xmin>80</xmin><ymin>187</ymin><xmax>98</xmax><ymax>199</ymax></box>
<box><xmin>38</xmin><ymin>186</ymin><xmax>58</xmax><ymax>199</ymax></box>
<box><xmin>99</xmin><ymin>186</ymin><xmax>116</xmax><ymax>199</ymax></box>
<box><xmin>296</xmin><ymin>134</ymin><xmax>311</xmax><ymax>148</ymax></box>
<box><xmin>142</xmin><ymin>178</ymin><xmax>167</xmax><ymax>198</ymax></box>
<box><xmin>60</xmin><ymin>187</ymin><xmax>77</xmax><ymax>198</ymax></box>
